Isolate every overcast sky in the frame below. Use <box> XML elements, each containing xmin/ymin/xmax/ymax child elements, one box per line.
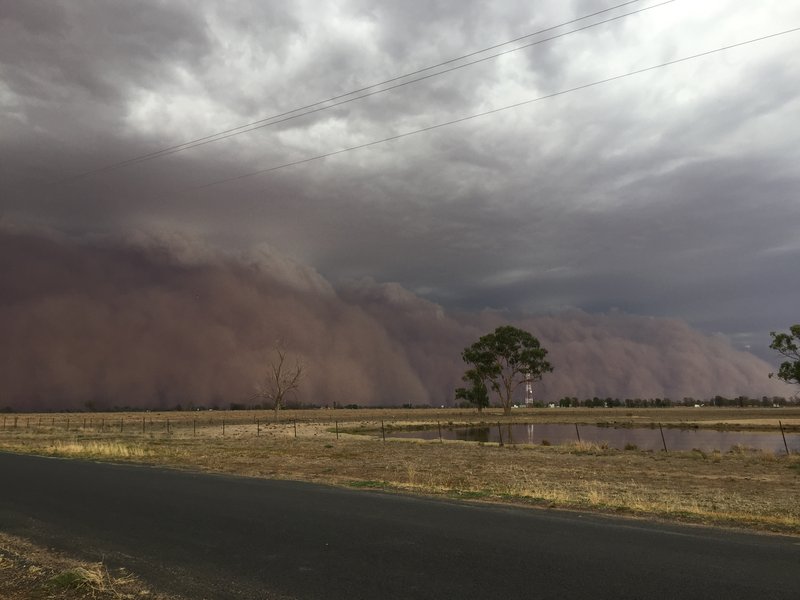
<box><xmin>2</xmin><ymin>0</ymin><xmax>799</xmax><ymax>361</ymax></box>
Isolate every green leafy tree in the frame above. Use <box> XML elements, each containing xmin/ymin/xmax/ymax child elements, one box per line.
<box><xmin>454</xmin><ymin>368</ymin><xmax>489</xmax><ymax>412</ymax></box>
<box><xmin>769</xmin><ymin>325</ymin><xmax>800</xmax><ymax>386</ymax></box>
<box><xmin>461</xmin><ymin>325</ymin><xmax>553</xmax><ymax>416</ymax></box>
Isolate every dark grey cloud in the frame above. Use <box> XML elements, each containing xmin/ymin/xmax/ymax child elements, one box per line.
<box><xmin>1</xmin><ymin>0</ymin><xmax>799</xmax><ymax>390</ymax></box>
<box><xmin>0</xmin><ymin>0</ymin><xmax>211</xmax><ymax>113</ymax></box>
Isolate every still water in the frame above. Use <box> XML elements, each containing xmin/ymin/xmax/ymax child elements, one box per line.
<box><xmin>392</xmin><ymin>423</ymin><xmax>800</xmax><ymax>453</ymax></box>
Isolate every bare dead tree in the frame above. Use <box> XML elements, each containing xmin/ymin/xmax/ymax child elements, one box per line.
<box><xmin>252</xmin><ymin>346</ymin><xmax>304</xmax><ymax>419</ymax></box>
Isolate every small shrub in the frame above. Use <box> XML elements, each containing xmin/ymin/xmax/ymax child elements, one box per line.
<box><xmin>624</xmin><ymin>443</ymin><xmax>638</xmax><ymax>451</ymax></box>
<box><xmin>540</xmin><ymin>439</ymin><xmax>551</xmax><ymax>446</ymax></box>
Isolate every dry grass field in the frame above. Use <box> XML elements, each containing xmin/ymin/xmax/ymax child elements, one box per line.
<box><xmin>1</xmin><ymin>408</ymin><xmax>798</xmax><ymax>596</ymax></box>
<box><xmin>1</xmin><ymin>407</ymin><xmax>799</xmax><ymax>536</ymax></box>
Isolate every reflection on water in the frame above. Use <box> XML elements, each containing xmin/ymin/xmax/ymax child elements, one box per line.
<box><xmin>392</xmin><ymin>423</ymin><xmax>800</xmax><ymax>453</ymax></box>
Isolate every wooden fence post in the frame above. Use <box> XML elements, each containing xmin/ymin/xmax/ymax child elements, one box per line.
<box><xmin>779</xmin><ymin>421</ymin><xmax>790</xmax><ymax>455</ymax></box>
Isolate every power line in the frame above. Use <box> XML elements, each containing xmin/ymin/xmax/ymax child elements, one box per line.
<box><xmin>54</xmin><ymin>0</ymin><xmax>663</xmax><ymax>184</ymax></box>
<box><xmin>189</xmin><ymin>27</ymin><xmax>799</xmax><ymax>191</ymax></box>
<box><xmin>143</xmin><ymin>2</ymin><xmax>676</xmax><ymax>161</ymax></box>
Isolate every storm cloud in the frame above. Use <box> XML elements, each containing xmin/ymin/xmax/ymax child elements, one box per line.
<box><xmin>1</xmin><ymin>1</ymin><xmax>798</xmax><ymax>406</ymax></box>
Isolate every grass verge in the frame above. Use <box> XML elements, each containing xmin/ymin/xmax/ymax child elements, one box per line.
<box><xmin>0</xmin><ymin>531</ymin><xmax>183</xmax><ymax>600</ymax></box>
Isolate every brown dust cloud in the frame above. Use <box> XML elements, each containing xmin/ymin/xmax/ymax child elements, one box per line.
<box><xmin>0</xmin><ymin>229</ymin><xmax>786</xmax><ymax>411</ymax></box>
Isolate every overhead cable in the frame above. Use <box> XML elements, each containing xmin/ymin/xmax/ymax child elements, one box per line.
<box><xmin>187</xmin><ymin>27</ymin><xmax>800</xmax><ymax>191</ymax></box>
<box><xmin>54</xmin><ymin>0</ymin><xmax>666</xmax><ymax>184</ymax></box>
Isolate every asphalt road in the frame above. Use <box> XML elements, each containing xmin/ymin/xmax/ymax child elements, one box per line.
<box><xmin>1</xmin><ymin>452</ymin><xmax>798</xmax><ymax>599</ymax></box>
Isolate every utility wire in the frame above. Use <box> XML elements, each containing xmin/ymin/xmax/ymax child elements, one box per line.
<box><xmin>54</xmin><ymin>0</ymin><xmax>661</xmax><ymax>184</ymax></box>
<box><xmin>187</xmin><ymin>27</ymin><xmax>799</xmax><ymax>191</ymax></box>
<box><xmin>129</xmin><ymin>1</ymin><xmax>676</xmax><ymax>165</ymax></box>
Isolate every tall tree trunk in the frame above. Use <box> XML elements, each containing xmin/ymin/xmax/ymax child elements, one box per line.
<box><xmin>502</xmin><ymin>378</ymin><xmax>513</xmax><ymax>416</ymax></box>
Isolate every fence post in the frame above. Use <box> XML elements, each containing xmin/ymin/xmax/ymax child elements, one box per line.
<box><xmin>335</xmin><ymin>420</ymin><xmax>339</xmax><ymax>440</ymax></box>
<box><xmin>257</xmin><ymin>419</ymin><xmax>260</xmax><ymax>437</ymax></box>
<box><xmin>575</xmin><ymin>423</ymin><xmax>581</xmax><ymax>443</ymax></box>
<box><xmin>119</xmin><ymin>418</ymin><xmax>123</xmax><ymax>433</ymax></box>
<box><xmin>438</xmin><ymin>421</ymin><xmax>443</xmax><ymax>443</ymax></box>
<box><xmin>497</xmin><ymin>422</ymin><xmax>504</xmax><ymax>447</ymax></box>
<box><xmin>293</xmin><ymin>420</ymin><xmax>297</xmax><ymax>439</ymax></box>
<box><xmin>193</xmin><ymin>419</ymin><xmax>196</xmax><ymax>436</ymax></box>
<box><xmin>659</xmin><ymin>423</ymin><xmax>668</xmax><ymax>453</ymax></box>
<box><xmin>65</xmin><ymin>417</ymin><xmax>69</xmax><ymax>431</ymax></box>
<box><xmin>167</xmin><ymin>418</ymin><xmax>170</xmax><ymax>435</ymax></box>
<box><xmin>779</xmin><ymin>421</ymin><xmax>790</xmax><ymax>455</ymax></box>
<box><xmin>222</xmin><ymin>419</ymin><xmax>225</xmax><ymax>436</ymax></box>
<box><xmin>381</xmin><ymin>420</ymin><xmax>386</xmax><ymax>442</ymax></box>
<box><xmin>142</xmin><ymin>416</ymin><xmax>146</xmax><ymax>434</ymax></box>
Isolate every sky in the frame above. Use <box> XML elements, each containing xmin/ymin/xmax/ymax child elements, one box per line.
<box><xmin>1</xmin><ymin>0</ymin><xmax>798</xmax><ymax>407</ymax></box>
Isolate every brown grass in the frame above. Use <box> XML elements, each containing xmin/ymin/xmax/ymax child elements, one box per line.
<box><xmin>1</xmin><ymin>407</ymin><xmax>799</xmax><ymax>534</ymax></box>
<box><xmin>0</xmin><ymin>531</ymin><xmax>183</xmax><ymax>600</ymax></box>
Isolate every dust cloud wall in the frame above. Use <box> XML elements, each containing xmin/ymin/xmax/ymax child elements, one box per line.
<box><xmin>0</xmin><ymin>230</ymin><xmax>786</xmax><ymax>410</ymax></box>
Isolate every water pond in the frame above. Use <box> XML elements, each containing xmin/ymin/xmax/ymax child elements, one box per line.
<box><xmin>391</xmin><ymin>423</ymin><xmax>800</xmax><ymax>453</ymax></box>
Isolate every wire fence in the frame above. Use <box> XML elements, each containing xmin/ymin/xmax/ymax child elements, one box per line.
<box><xmin>1</xmin><ymin>414</ymin><xmax>797</xmax><ymax>454</ymax></box>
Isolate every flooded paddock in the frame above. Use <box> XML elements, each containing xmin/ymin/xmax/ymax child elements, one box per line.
<box><xmin>391</xmin><ymin>423</ymin><xmax>800</xmax><ymax>453</ymax></box>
